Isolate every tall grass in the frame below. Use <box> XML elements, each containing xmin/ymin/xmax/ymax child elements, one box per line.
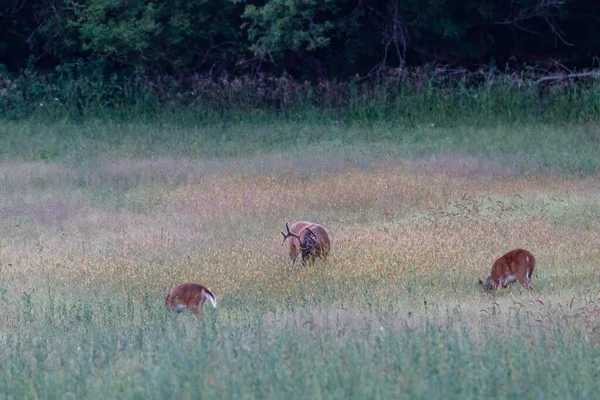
<box><xmin>1</xmin><ymin>147</ymin><xmax>600</xmax><ymax>397</ymax></box>
<box><xmin>1</xmin><ymin>116</ymin><xmax>599</xmax><ymax>175</ymax></box>
<box><xmin>3</xmin><ymin>67</ymin><xmax>600</xmax><ymax>126</ymax></box>
<box><xmin>1</xmin><ymin>70</ymin><xmax>600</xmax><ymax>396</ymax></box>
<box><xmin>2</xmin><ymin>70</ymin><xmax>600</xmax><ymax>174</ymax></box>
<box><xmin>1</xmin><ymin>292</ymin><xmax>599</xmax><ymax>399</ymax></box>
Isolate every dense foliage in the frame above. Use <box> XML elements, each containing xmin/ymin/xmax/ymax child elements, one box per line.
<box><xmin>1</xmin><ymin>0</ymin><xmax>600</xmax><ymax>117</ymax></box>
<box><xmin>2</xmin><ymin>0</ymin><xmax>599</xmax><ymax>77</ymax></box>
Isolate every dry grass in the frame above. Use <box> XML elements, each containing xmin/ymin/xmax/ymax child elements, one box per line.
<box><xmin>1</xmin><ymin>150</ymin><xmax>600</xmax><ymax>397</ymax></box>
<box><xmin>1</xmin><ymin>153</ymin><xmax>599</xmax><ymax>308</ymax></box>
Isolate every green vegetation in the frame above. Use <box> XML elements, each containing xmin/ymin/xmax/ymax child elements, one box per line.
<box><xmin>1</xmin><ymin>111</ymin><xmax>600</xmax><ymax>397</ymax></box>
<box><xmin>1</xmin><ymin>296</ymin><xmax>599</xmax><ymax>398</ymax></box>
<box><xmin>2</xmin><ymin>0</ymin><xmax>600</xmax><ymax>120</ymax></box>
<box><xmin>2</xmin><ymin>1</ymin><xmax>600</xmax><ymax>397</ymax></box>
<box><xmin>2</xmin><ymin>112</ymin><xmax>600</xmax><ymax>174</ymax></box>
<box><xmin>3</xmin><ymin>0</ymin><xmax>600</xmax><ymax>79</ymax></box>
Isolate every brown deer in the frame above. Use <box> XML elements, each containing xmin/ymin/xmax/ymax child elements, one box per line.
<box><xmin>165</xmin><ymin>282</ymin><xmax>217</xmax><ymax>318</ymax></box>
<box><xmin>479</xmin><ymin>249</ymin><xmax>536</xmax><ymax>292</ymax></box>
<box><xmin>281</xmin><ymin>221</ymin><xmax>331</xmax><ymax>266</ymax></box>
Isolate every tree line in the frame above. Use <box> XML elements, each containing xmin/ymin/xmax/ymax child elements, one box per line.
<box><xmin>1</xmin><ymin>0</ymin><xmax>599</xmax><ymax>82</ymax></box>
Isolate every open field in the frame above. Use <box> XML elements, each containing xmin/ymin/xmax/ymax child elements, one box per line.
<box><xmin>1</xmin><ymin>119</ymin><xmax>600</xmax><ymax>398</ymax></box>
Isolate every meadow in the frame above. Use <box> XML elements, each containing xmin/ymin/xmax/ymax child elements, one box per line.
<box><xmin>1</xmin><ymin>116</ymin><xmax>600</xmax><ymax>398</ymax></box>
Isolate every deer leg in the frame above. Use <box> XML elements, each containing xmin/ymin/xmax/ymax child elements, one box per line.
<box><xmin>522</xmin><ymin>278</ymin><xmax>535</xmax><ymax>291</ymax></box>
<box><xmin>190</xmin><ymin>306</ymin><xmax>203</xmax><ymax>319</ymax></box>
<box><xmin>515</xmin><ymin>273</ymin><xmax>530</xmax><ymax>290</ymax></box>
<box><xmin>300</xmin><ymin>253</ymin><xmax>307</xmax><ymax>267</ymax></box>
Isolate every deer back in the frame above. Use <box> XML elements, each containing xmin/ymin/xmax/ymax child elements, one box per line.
<box><xmin>165</xmin><ymin>282</ymin><xmax>217</xmax><ymax>312</ymax></box>
<box><xmin>284</xmin><ymin>221</ymin><xmax>313</xmax><ymax>259</ymax></box>
<box><xmin>489</xmin><ymin>249</ymin><xmax>535</xmax><ymax>289</ymax></box>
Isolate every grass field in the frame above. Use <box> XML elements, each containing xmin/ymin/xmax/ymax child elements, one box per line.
<box><xmin>1</xmin><ymin>117</ymin><xmax>600</xmax><ymax>398</ymax></box>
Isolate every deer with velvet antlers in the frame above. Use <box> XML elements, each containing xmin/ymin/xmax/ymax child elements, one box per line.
<box><xmin>165</xmin><ymin>282</ymin><xmax>217</xmax><ymax>318</ymax></box>
<box><xmin>479</xmin><ymin>248</ymin><xmax>536</xmax><ymax>292</ymax></box>
<box><xmin>281</xmin><ymin>221</ymin><xmax>331</xmax><ymax>266</ymax></box>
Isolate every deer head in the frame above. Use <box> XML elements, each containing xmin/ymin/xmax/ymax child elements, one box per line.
<box><xmin>281</xmin><ymin>222</ymin><xmax>297</xmax><ymax>245</ymax></box>
<box><xmin>478</xmin><ymin>276</ymin><xmax>494</xmax><ymax>292</ymax></box>
<box><xmin>281</xmin><ymin>222</ymin><xmax>317</xmax><ymax>265</ymax></box>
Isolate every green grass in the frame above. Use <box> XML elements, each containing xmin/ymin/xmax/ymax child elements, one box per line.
<box><xmin>1</xmin><ymin>113</ymin><xmax>600</xmax><ymax>398</ymax></box>
<box><xmin>1</xmin><ymin>115</ymin><xmax>599</xmax><ymax>175</ymax></box>
<box><xmin>1</xmin><ymin>294</ymin><xmax>599</xmax><ymax>399</ymax></box>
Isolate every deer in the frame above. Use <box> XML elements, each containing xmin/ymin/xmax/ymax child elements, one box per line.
<box><xmin>281</xmin><ymin>221</ymin><xmax>331</xmax><ymax>266</ymax></box>
<box><xmin>479</xmin><ymin>249</ymin><xmax>536</xmax><ymax>292</ymax></box>
<box><xmin>165</xmin><ymin>282</ymin><xmax>217</xmax><ymax>318</ymax></box>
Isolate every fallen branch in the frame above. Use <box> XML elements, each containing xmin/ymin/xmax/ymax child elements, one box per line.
<box><xmin>535</xmin><ymin>71</ymin><xmax>600</xmax><ymax>84</ymax></box>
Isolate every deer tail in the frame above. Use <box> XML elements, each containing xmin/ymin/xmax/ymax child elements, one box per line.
<box><xmin>203</xmin><ymin>289</ymin><xmax>217</xmax><ymax>308</ymax></box>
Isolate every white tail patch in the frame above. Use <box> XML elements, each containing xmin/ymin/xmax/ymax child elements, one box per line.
<box><xmin>204</xmin><ymin>290</ymin><xmax>217</xmax><ymax>308</ymax></box>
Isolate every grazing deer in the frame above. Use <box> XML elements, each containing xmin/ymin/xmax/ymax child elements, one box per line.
<box><xmin>165</xmin><ymin>282</ymin><xmax>217</xmax><ymax>318</ymax></box>
<box><xmin>479</xmin><ymin>249</ymin><xmax>536</xmax><ymax>292</ymax></box>
<box><xmin>281</xmin><ymin>221</ymin><xmax>331</xmax><ymax>266</ymax></box>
